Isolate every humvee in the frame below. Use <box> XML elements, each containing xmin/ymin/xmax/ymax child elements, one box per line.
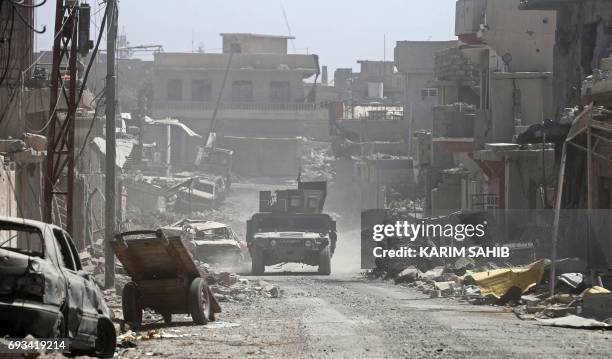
<box><xmin>246</xmin><ymin>181</ymin><xmax>337</xmax><ymax>275</ymax></box>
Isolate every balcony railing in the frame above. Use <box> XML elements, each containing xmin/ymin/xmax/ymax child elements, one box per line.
<box><xmin>154</xmin><ymin>101</ymin><xmax>322</xmax><ymax>113</ymax></box>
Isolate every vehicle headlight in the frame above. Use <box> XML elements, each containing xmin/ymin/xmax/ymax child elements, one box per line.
<box><xmin>304</xmin><ymin>239</ymin><xmax>312</xmax><ymax>247</ymax></box>
<box><xmin>270</xmin><ymin>239</ymin><xmax>277</xmax><ymax>246</ymax></box>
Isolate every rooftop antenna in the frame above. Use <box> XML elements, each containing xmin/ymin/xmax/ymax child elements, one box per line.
<box><xmin>281</xmin><ymin>1</ymin><xmax>296</xmax><ymax>53</ymax></box>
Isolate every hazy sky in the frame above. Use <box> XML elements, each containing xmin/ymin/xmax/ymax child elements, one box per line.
<box><xmin>35</xmin><ymin>0</ymin><xmax>457</xmax><ymax>72</ymax></box>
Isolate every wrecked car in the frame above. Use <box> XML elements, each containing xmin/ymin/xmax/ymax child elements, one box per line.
<box><xmin>112</xmin><ymin>229</ymin><xmax>221</xmax><ymax>328</ymax></box>
<box><xmin>168</xmin><ymin>219</ymin><xmax>245</xmax><ymax>266</ymax></box>
<box><xmin>246</xmin><ymin>181</ymin><xmax>337</xmax><ymax>275</ymax></box>
<box><xmin>0</xmin><ymin>216</ymin><xmax>116</xmax><ymax>357</ymax></box>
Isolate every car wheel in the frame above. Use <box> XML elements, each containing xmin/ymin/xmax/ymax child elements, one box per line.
<box><xmin>94</xmin><ymin>318</ymin><xmax>116</xmax><ymax>358</ymax></box>
<box><xmin>161</xmin><ymin>312</ymin><xmax>172</xmax><ymax>324</ymax></box>
<box><xmin>251</xmin><ymin>247</ymin><xmax>265</xmax><ymax>275</ymax></box>
<box><xmin>122</xmin><ymin>282</ymin><xmax>142</xmax><ymax>329</ymax></box>
<box><xmin>318</xmin><ymin>245</ymin><xmax>331</xmax><ymax>275</ymax></box>
<box><xmin>189</xmin><ymin>277</ymin><xmax>211</xmax><ymax>325</ymax></box>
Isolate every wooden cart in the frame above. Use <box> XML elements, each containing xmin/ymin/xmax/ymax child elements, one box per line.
<box><xmin>112</xmin><ymin>229</ymin><xmax>221</xmax><ymax>328</ymax></box>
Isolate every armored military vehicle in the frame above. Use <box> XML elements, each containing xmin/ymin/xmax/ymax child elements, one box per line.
<box><xmin>246</xmin><ymin>181</ymin><xmax>337</xmax><ymax>275</ymax></box>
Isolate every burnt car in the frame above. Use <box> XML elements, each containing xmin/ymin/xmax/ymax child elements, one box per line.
<box><xmin>168</xmin><ymin>219</ymin><xmax>245</xmax><ymax>266</ymax></box>
<box><xmin>0</xmin><ymin>216</ymin><xmax>116</xmax><ymax>357</ymax></box>
<box><xmin>246</xmin><ymin>181</ymin><xmax>337</xmax><ymax>275</ymax></box>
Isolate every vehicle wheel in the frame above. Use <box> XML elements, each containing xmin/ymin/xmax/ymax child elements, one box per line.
<box><xmin>94</xmin><ymin>318</ymin><xmax>116</xmax><ymax>358</ymax></box>
<box><xmin>161</xmin><ymin>312</ymin><xmax>172</xmax><ymax>324</ymax></box>
<box><xmin>318</xmin><ymin>245</ymin><xmax>331</xmax><ymax>275</ymax></box>
<box><xmin>251</xmin><ymin>247</ymin><xmax>265</xmax><ymax>275</ymax></box>
<box><xmin>122</xmin><ymin>282</ymin><xmax>142</xmax><ymax>329</ymax></box>
<box><xmin>189</xmin><ymin>277</ymin><xmax>211</xmax><ymax>325</ymax></box>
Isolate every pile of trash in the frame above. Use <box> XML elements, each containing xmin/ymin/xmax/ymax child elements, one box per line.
<box><xmin>379</xmin><ymin>256</ymin><xmax>612</xmax><ymax>329</ymax></box>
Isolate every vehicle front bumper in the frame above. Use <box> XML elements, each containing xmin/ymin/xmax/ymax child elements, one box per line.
<box><xmin>0</xmin><ymin>298</ymin><xmax>62</xmax><ymax>338</ymax></box>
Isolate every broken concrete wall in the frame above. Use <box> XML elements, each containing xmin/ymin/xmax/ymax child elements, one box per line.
<box><xmin>490</xmin><ymin>72</ymin><xmax>554</xmax><ymax>142</ymax></box>
<box><xmin>354</xmin><ymin>156</ymin><xmax>415</xmax><ymax>210</ymax></box>
<box><xmin>480</xmin><ymin>0</ymin><xmax>556</xmax><ymax>72</ymax></box>
<box><xmin>431</xmin><ymin>168</ymin><xmax>469</xmax><ymax>216</ymax></box>
<box><xmin>520</xmin><ymin>0</ymin><xmax>612</xmax><ymax>117</ymax></box>
<box><xmin>218</xmin><ymin>136</ymin><xmax>301</xmax><ymax>177</ymax></box>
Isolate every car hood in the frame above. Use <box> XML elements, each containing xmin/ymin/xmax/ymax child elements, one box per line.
<box><xmin>192</xmin><ymin>239</ymin><xmax>241</xmax><ymax>248</ymax></box>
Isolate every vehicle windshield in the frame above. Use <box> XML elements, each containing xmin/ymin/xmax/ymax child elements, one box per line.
<box><xmin>0</xmin><ymin>223</ymin><xmax>44</xmax><ymax>258</ymax></box>
<box><xmin>195</xmin><ymin>227</ymin><xmax>227</xmax><ymax>240</ymax></box>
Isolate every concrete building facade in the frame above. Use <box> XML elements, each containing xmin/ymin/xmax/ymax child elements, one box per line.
<box><xmin>152</xmin><ymin>33</ymin><xmax>327</xmax><ymax>140</ymax></box>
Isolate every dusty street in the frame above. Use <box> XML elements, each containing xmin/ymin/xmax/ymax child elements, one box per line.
<box><xmin>115</xmin><ymin>185</ymin><xmax>612</xmax><ymax>359</ymax></box>
<box><xmin>118</xmin><ymin>272</ymin><xmax>612</xmax><ymax>359</ymax></box>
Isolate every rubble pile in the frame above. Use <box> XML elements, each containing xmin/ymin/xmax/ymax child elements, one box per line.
<box><xmin>300</xmin><ymin>139</ymin><xmax>335</xmax><ymax>181</ymax></box>
<box><xmin>377</xmin><ymin>256</ymin><xmax>612</xmax><ymax>329</ymax></box>
<box><xmin>197</xmin><ymin>261</ymin><xmax>282</xmax><ymax>302</ymax></box>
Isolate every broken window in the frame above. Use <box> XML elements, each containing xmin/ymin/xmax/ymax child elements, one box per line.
<box><xmin>232</xmin><ymin>80</ymin><xmax>253</xmax><ymax>102</ymax></box>
<box><xmin>192</xmin><ymin>79</ymin><xmax>212</xmax><ymax>102</ymax></box>
<box><xmin>53</xmin><ymin>229</ymin><xmax>77</xmax><ymax>271</ymax></box>
<box><xmin>0</xmin><ymin>223</ymin><xmax>44</xmax><ymax>258</ymax></box>
<box><xmin>167</xmin><ymin>79</ymin><xmax>183</xmax><ymax>101</ymax></box>
<box><xmin>270</xmin><ymin>81</ymin><xmax>291</xmax><ymax>103</ymax></box>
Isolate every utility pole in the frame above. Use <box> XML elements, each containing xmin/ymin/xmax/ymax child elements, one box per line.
<box><xmin>104</xmin><ymin>0</ymin><xmax>118</xmax><ymax>288</ymax></box>
<box><xmin>44</xmin><ymin>1</ymin><xmax>80</xmax><ymax>234</ymax></box>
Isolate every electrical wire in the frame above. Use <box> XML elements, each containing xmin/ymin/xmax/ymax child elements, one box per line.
<box><xmin>8</xmin><ymin>0</ymin><xmax>47</xmax><ymax>8</ymax></box>
<box><xmin>0</xmin><ymin>6</ymin><xmax>15</xmax><ymax>88</ymax></box>
<box><xmin>8</xmin><ymin>0</ymin><xmax>46</xmax><ymax>34</ymax></box>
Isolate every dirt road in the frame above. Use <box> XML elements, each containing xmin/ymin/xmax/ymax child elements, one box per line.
<box><xmin>119</xmin><ymin>270</ymin><xmax>612</xmax><ymax>358</ymax></box>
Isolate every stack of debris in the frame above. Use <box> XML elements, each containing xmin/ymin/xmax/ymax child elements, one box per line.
<box><xmin>197</xmin><ymin>261</ymin><xmax>282</xmax><ymax>302</ymax></box>
<box><xmin>379</xmin><ymin>255</ymin><xmax>612</xmax><ymax>329</ymax></box>
<box><xmin>300</xmin><ymin>139</ymin><xmax>335</xmax><ymax>181</ymax></box>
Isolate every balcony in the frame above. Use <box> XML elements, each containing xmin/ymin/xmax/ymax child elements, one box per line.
<box><xmin>153</xmin><ymin>100</ymin><xmax>328</xmax><ymax>121</ymax></box>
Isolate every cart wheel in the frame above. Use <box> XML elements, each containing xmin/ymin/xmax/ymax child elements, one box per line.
<box><xmin>318</xmin><ymin>245</ymin><xmax>331</xmax><ymax>275</ymax></box>
<box><xmin>161</xmin><ymin>312</ymin><xmax>172</xmax><ymax>324</ymax></box>
<box><xmin>251</xmin><ymin>247</ymin><xmax>265</xmax><ymax>275</ymax></box>
<box><xmin>122</xmin><ymin>282</ymin><xmax>142</xmax><ymax>329</ymax></box>
<box><xmin>189</xmin><ymin>278</ymin><xmax>210</xmax><ymax>325</ymax></box>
